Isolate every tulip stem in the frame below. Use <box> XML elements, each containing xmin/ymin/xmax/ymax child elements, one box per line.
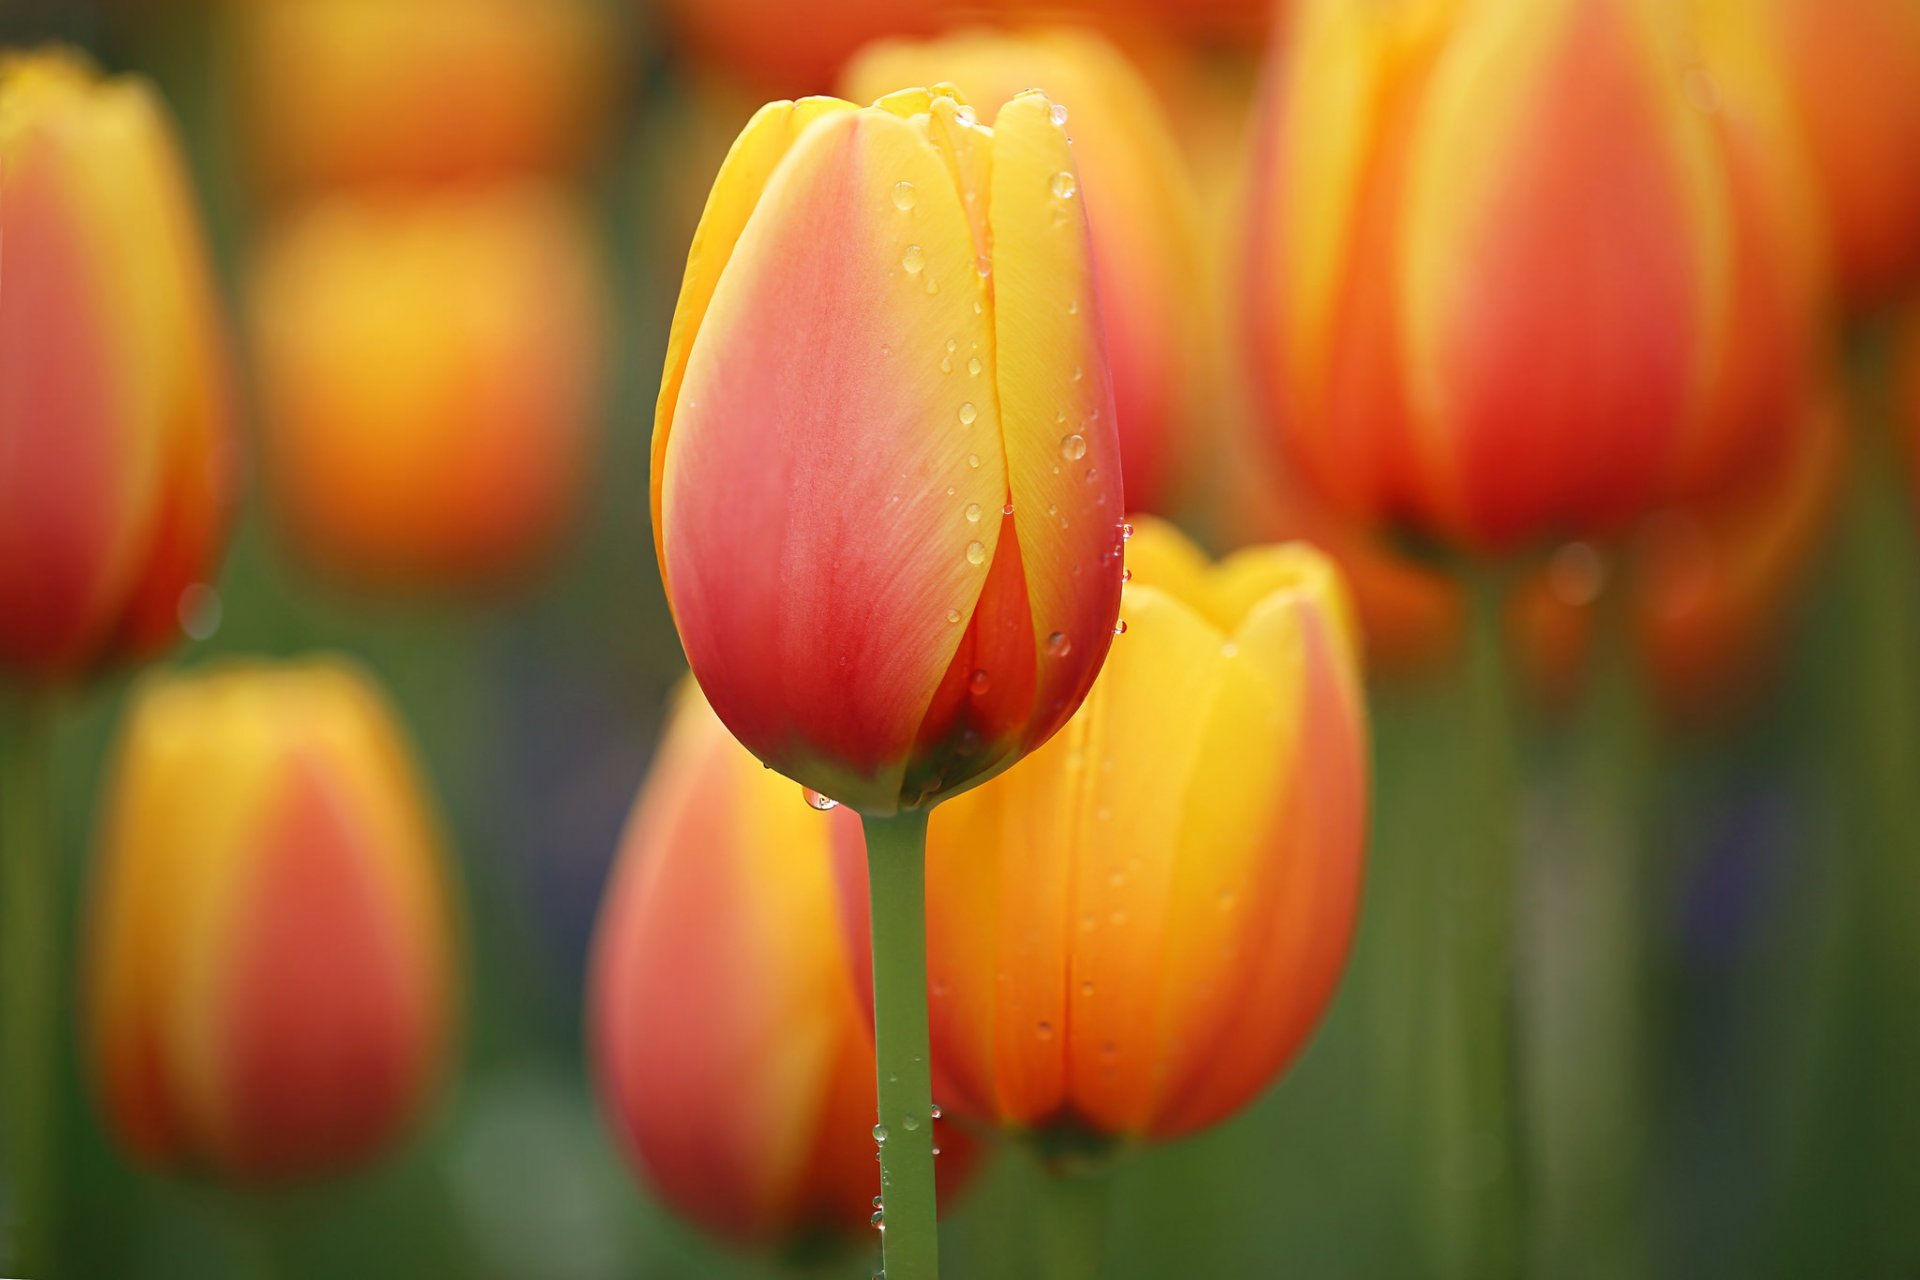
<box><xmin>862</xmin><ymin>810</ymin><xmax>940</xmax><ymax>1280</ymax></box>
<box><xmin>1035</xmin><ymin>1162</ymin><xmax>1112</xmax><ymax>1280</ymax></box>
<box><xmin>0</xmin><ymin>689</ymin><xmax>57</xmax><ymax>1276</ymax></box>
<box><xmin>1425</xmin><ymin>567</ymin><xmax>1524</xmax><ymax>1280</ymax></box>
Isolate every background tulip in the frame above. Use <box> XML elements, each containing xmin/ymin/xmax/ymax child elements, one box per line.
<box><xmin>653</xmin><ymin>86</ymin><xmax>1125</xmax><ymax>815</ymax></box>
<box><xmin>1243</xmin><ymin>0</ymin><xmax>1816</xmax><ymax>551</ymax></box>
<box><xmin>835</xmin><ymin>518</ymin><xmax>1367</xmax><ymax>1139</ymax></box>
<box><xmin>841</xmin><ymin>29</ymin><xmax>1207</xmax><ymax>515</ymax></box>
<box><xmin>247</xmin><ymin>183</ymin><xmax>605</xmax><ymax>591</ymax></box>
<box><xmin>229</xmin><ymin>0</ymin><xmax>619</xmax><ymax>195</ymax></box>
<box><xmin>84</xmin><ymin>659</ymin><xmax>460</xmax><ymax>1181</ymax></box>
<box><xmin>0</xmin><ymin>51</ymin><xmax>237</xmax><ymax>678</ymax></box>
<box><xmin>589</xmin><ymin>682</ymin><xmax>973</xmax><ymax>1248</ymax></box>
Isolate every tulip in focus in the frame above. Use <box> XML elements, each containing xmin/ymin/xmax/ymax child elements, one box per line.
<box><xmin>842</xmin><ymin>29</ymin><xmax>1206</xmax><ymax>514</ymax></box>
<box><xmin>232</xmin><ymin>0</ymin><xmax>618</xmax><ymax>194</ymax></box>
<box><xmin>0</xmin><ymin>51</ymin><xmax>237</xmax><ymax>678</ymax></box>
<box><xmin>84</xmin><ymin>659</ymin><xmax>460</xmax><ymax>1181</ymax></box>
<box><xmin>653</xmin><ymin>86</ymin><xmax>1125</xmax><ymax>814</ymax></box>
<box><xmin>835</xmin><ymin>519</ymin><xmax>1368</xmax><ymax>1138</ymax></box>
<box><xmin>1767</xmin><ymin>0</ymin><xmax>1920</xmax><ymax>308</ymax></box>
<box><xmin>589</xmin><ymin>683</ymin><xmax>974</xmax><ymax>1247</ymax></box>
<box><xmin>1244</xmin><ymin>0</ymin><xmax>1822</xmax><ymax>550</ymax></box>
<box><xmin>248</xmin><ymin>183</ymin><xmax>605</xmax><ymax>591</ymax></box>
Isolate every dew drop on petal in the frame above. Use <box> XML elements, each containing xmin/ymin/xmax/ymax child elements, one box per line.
<box><xmin>873</xmin><ymin>1123</ymin><xmax>889</xmax><ymax>1143</ymax></box>
<box><xmin>946</xmin><ymin>608</ymin><xmax>962</xmax><ymax>624</ymax></box>
<box><xmin>965</xmin><ymin>502</ymin><xmax>982</xmax><ymax>523</ymax></box>
<box><xmin>1050</xmin><ymin>102</ymin><xmax>1069</xmax><ymax>126</ymax></box>
<box><xmin>968</xmin><ymin>668</ymin><xmax>991</xmax><ymax>695</ymax></box>
<box><xmin>802</xmin><ymin>787</ymin><xmax>839</xmax><ymax>811</ymax></box>
<box><xmin>872</xmin><ymin>1210</ymin><xmax>886</xmax><ymax>1227</ymax></box>
<box><xmin>968</xmin><ymin>356</ymin><xmax>982</xmax><ymax>377</ymax></box>
<box><xmin>1002</xmin><ymin>501</ymin><xmax>1015</xmax><ymax>516</ymax></box>
<box><xmin>1061</xmin><ymin>433</ymin><xmax>1087</xmax><ymax>461</ymax></box>
<box><xmin>892</xmin><ymin>180</ymin><xmax>916</xmax><ymax>211</ymax></box>
<box><xmin>1121</xmin><ymin>567</ymin><xmax>1132</xmax><ymax>583</ymax></box>
<box><xmin>929</xmin><ymin>1103</ymin><xmax>943</xmax><ymax>1119</ymax></box>
<box><xmin>955</xmin><ymin>104</ymin><xmax>977</xmax><ymax>128</ymax></box>
<box><xmin>902</xmin><ymin>1113</ymin><xmax>921</xmax><ymax>1132</ymax></box>
<box><xmin>966</xmin><ymin>540</ymin><xmax>987</xmax><ymax>566</ymax></box>
<box><xmin>967</xmin><ymin>453</ymin><xmax>981</xmax><ymax>469</ymax></box>
<box><xmin>1046</xmin><ymin>631</ymin><xmax>1071</xmax><ymax>657</ymax></box>
<box><xmin>902</xmin><ymin>245</ymin><xmax>925</xmax><ymax>274</ymax></box>
<box><xmin>1120</xmin><ymin>522</ymin><xmax>1135</xmax><ymax>541</ymax></box>
<box><xmin>959</xmin><ymin>402</ymin><xmax>977</xmax><ymax>425</ymax></box>
<box><xmin>1050</xmin><ymin>170</ymin><xmax>1077</xmax><ymax>198</ymax></box>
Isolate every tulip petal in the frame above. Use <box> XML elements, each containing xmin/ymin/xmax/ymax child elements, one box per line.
<box><xmin>650</xmin><ymin>95</ymin><xmax>856</xmax><ymax>584</ymax></box>
<box><xmin>987</xmin><ymin>90</ymin><xmax>1126</xmax><ymax>756</ymax></box>
<box><xmin>662</xmin><ymin>105</ymin><xmax>1009</xmax><ymax>809</ymax></box>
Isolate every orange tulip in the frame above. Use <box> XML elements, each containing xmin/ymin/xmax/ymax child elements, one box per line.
<box><xmin>248</xmin><ymin>183</ymin><xmax>605</xmax><ymax>591</ymax></box>
<box><xmin>836</xmin><ymin>518</ymin><xmax>1367</xmax><ymax>1139</ymax></box>
<box><xmin>653</xmin><ymin>87</ymin><xmax>1125</xmax><ymax>814</ymax></box>
<box><xmin>1766</xmin><ymin>0</ymin><xmax>1920</xmax><ymax>308</ymax></box>
<box><xmin>0</xmin><ymin>51</ymin><xmax>237</xmax><ymax>678</ymax></box>
<box><xmin>1243</xmin><ymin>0</ymin><xmax>1821</xmax><ymax>551</ymax></box>
<box><xmin>841</xmin><ymin>29</ymin><xmax>1207</xmax><ymax>515</ymax></box>
<box><xmin>84</xmin><ymin>659</ymin><xmax>460</xmax><ymax>1181</ymax></box>
<box><xmin>589</xmin><ymin>682</ymin><xmax>975</xmax><ymax>1246</ymax></box>
<box><xmin>663</xmin><ymin>0</ymin><xmax>947</xmax><ymax>97</ymax></box>
<box><xmin>230</xmin><ymin>0</ymin><xmax>618</xmax><ymax>194</ymax></box>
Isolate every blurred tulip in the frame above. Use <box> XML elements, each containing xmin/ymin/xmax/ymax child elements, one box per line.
<box><xmin>653</xmin><ymin>87</ymin><xmax>1125</xmax><ymax>814</ymax></box>
<box><xmin>231</xmin><ymin>0</ymin><xmax>618</xmax><ymax>194</ymax></box>
<box><xmin>1766</xmin><ymin>0</ymin><xmax>1920</xmax><ymax>308</ymax></box>
<box><xmin>835</xmin><ymin>518</ymin><xmax>1367</xmax><ymax>1140</ymax></box>
<box><xmin>84</xmin><ymin>659</ymin><xmax>459</xmax><ymax>1181</ymax></box>
<box><xmin>248</xmin><ymin>183</ymin><xmax>605</xmax><ymax>591</ymax></box>
<box><xmin>589</xmin><ymin>683</ymin><xmax>974</xmax><ymax>1247</ymax></box>
<box><xmin>842</xmin><ymin>28</ymin><xmax>1207</xmax><ymax>515</ymax></box>
<box><xmin>664</xmin><ymin>0</ymin><xmax>946</xmax><ymax>97</ymax></box>
<box><xmin>1513</xmin><ymin>386</ymin><xmax>1845</xmax><ymax>721</ymax></box>
<box><xmin>1243</xmin><ymin>0</ymin><xmax>1821</xmax><ymax>551</ymax></box>
<box><xmin>0</xmin><ymin>51</ymin><xmax>237</xmax><ymax>678</ymax></box>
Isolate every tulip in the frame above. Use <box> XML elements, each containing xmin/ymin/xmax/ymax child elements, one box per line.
<box><xmin>0</xmin><ymin>51</ymin><xmax>237</xmax><ymax>678</ymax></box>
<box><xmin>231</xmin><ymin>0</ymin><xmax>618</xmax><ymax>193</ymax></box>
<box><xmin>841</xmin><ymin>29</ymin><xmax>1207</xmax><ymax>515</ymax></box>
<box><xmin>653</xmin><ymin>86</ymin><xmax>1125</xmax><ymax>816</ymax></box>
<box><xmin>83</xmin><ymin>659</ymin><xmax>460</xmax><ymax>1181</ymax></box>
<box><xmin>1243</xmin><ymin>0</ymin><xmax>1821</xmax><ymax>551</ymax></box>
<box><xmin>1766</xmin><ymin>0</ymin><xmax>1920</xmax><ymax>308</ymax></box>
<box><xmin>831</xmin><ymin>518</ymin><xmax>1367</xmax><ymax>1139</ymax></box>
<box><xmin>248</xmin><ymin>183</ymin><xmax>605</xmax><ymax>591</ymax></box>
<box><xmin>588</xmin><ymin>683</ymin><xmax>975</xmax><ymax>1247</ymax></box>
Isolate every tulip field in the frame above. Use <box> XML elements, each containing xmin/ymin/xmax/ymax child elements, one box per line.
<box><xmin>3</xmin><ymin>1</ymin><xmax>1919</xmax><ymax>1278</ymax></box>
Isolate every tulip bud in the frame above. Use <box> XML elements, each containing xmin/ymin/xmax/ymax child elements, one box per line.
<box><xmin>0</xmin><ymin>51</ymin><xmax>237</xmax><ymax>678</ymax></box>
<box><xmin>836</xmin><ymin>519</ymin><xmax>1367</xmax><ymax>1139</ymax></box>
<box><xmin>841</xmin><ymin>30</ymin><xmax>1206</xmax><ymax>515</ymax></box>
<box><xmin>1766</xmin><ymin>0</ymin><xmax>1920</xmax><ymax>308</ymax></box>
<box><xmin>83</xmin><ymin>659</ymin><xmax>460</xmax><ymax>1181</ymax></box>
<box><xmin>1244</xmin><ymin>0</ymin><xmax>1817</xmax><ymax>550</ymax></box>
<box><xmin>248</xmin><ymin>183</ymin><xmax>605</xmax><ymax>591</ymax></box>
<box><xmin>654</xmin><ymin>87</ymin><xmax>1126</xmax><ymax>814</ymax></box>
<box><xmin>588</xmin><ymin>683</ymin><xmax>975</xmax><ymax>1246</ymax></box>
<box><xmin>231</xmin><ymin>0</ymin><xmax>618</xmax><ymax>194</ymax></box>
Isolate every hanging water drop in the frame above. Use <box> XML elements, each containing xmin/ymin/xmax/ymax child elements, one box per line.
<box><xmin>802</xmin><ymin>787</ymin><xmax>839</xmax><ymax>811</ymax></box>
<box><xmin>1061</xmin><ymin>433</ymin><xmax>1087</xmax><ymax>461</ymax></box>
<box><xmin>929</xmin><ymin>1103</ymin><xmax>943</xmax><ymax>1120</ymax></box>
<box><xmin>1113</xmin><ymin>619</ymin><xmax>1128</xmax><ymax>636</ymax></box>
<box><xmin>1120</xmin><ymin>522</ymin><xmax>1135</xmax><ymax>541</ymax></box>
<box><xmin>1050</xmin><ymin>102</ymin><xmax>1069</xmax><ymax>127</ymax></box>
<box><xmin>873</xmin><ymin>1123</ymin><xmax>889</xmax><ymax>1143</ymax></box>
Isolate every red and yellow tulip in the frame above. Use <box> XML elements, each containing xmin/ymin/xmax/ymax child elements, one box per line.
<box><xmin>589</xmin><ymin>682</ymin><xmax>974</xmax><ymax>1246</ymax></box>
<box><xmin>248</xmin><ymin>183</ymin><xmax>605</xmax><ymax>591</ymax></box>
<box><xmin>1243</xmin><ymin>0</ymin><xmax>1822</xmax><ymax>551</ymax></box>
<box><xmin>653</xmin><ymin>86</ymin><xmax>1125</xmax><ymax>814</ymax></box>
<box><xmin>841</xmin><ymin>29</ymin><xmax>1207</xmax><ymax>515</ymax></box>
<box><xmin>838</xmin><ymin>519</ymin><xmax>1368</xmax><ymax>1139</ymax></box>
<box><xmin>230</xmin><ymin>0</ymin><xmax>619</xmax><ymax>194</ymax></box>
<box><xmin>84</xmin><ymin>659</ymin><xmax>460</xmax><ymax>1182</ymax></box>
<box><xmin>0</xmin><ymin>51</ymin><xmax>237</xmax><ymax>678</ymax></box>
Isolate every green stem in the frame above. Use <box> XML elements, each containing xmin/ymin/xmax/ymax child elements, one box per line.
<box><xmin>1426</xmin><ymin>567</ymin><xmax>1523</xmax><ymax>1280</ymax></box>
<box><xmin>1035</xmin><ymin>1164</ymin><xmax>1112</xmax><ymax>1280</ymax></box>
<box><xmin>1528</xmin><ymin>588</ymin><xmax>1651</xmax><ymax>1278</ymax></box>
<box><xmin>863</xmin><ymin>811</ymin><xmax>939</xmax><ymax>1280</ymax></box>
<box><xmin>1</xmin><ymin>690</ymin><xmax>57</xmax><ymax>1276</ymax></box>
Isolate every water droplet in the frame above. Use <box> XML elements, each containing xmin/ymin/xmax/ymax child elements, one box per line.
<box><xmin>1036</xmin><ymin>1021</ymin><xmax>1055</xmax><ymax>1040</ymax></box>
<box><xmin>947</xmin><ymin>609</ymin><xmax>962</xmax><ymax>624</ymax></box>
<box><xmin>1121</xmin><ymin>567</ymin><xmax>1132</xmax><ymax>583</ymax></box>
<box><xmin>902</xmin><ymin>1113</ymin><xmax>921</xmax><ymax>1132</ymax></box>
<box><xmin>931</xmin><ymin>1146</ymin><xmax>941</xmax><ymax>1157</ymax></box>
<box><xmin>967</xmin><ymin>356</ymin><xmax>982</xmax><ymax>377</ymax></box>
<box><xmin>940</xmin><ymin>355</ymin><xmax>953</xmax><ymax>374</ymax></box>
<box><xmin>959</xmin><ymin>402</ymin><xmax>978</xmax><ymax>425</ymax></box>
<box><xmin>873</xmin><ymin>1123</ymin><xmax>890</xmax><ymax>1143</ymax></box>
<box><xmin>892</xmin><ymin>180</ymin><xmax>916</xmax><ymax>211</ymax></box>
<box><xmin>1050</xmin><ymin>102</ymin><xmax>1070</xmax><ymax>127</ymax></box>
<box><xmin>1113</xmin><ymin>619</ymin><xmax>1128</xmax><ymax>636</ymax></box>
<box><xmin>945</xmin><ymin>485</ymin><xmax>956</xmax><ymax>496</ymax></box>
<box><xmin>972</xmin><ymin>299</ymin><xmax>984</xmax><ymax>315</ymax></box>
<box><xmin>902</xmin><ymin>245</ymin><xmax>925</xmax><ymax>274</ymax></box>
<box><xmin>955</xmin><ymin>104</ymin><xmax>977</xmax><ymax>128</ymax></box>
<box><xmin>1119</xmin><ymin>522</ymin><xmax>1135</xmax><ymax>541</ymax></box>
<box><xmin>873</xmin><ymin>1195</ymin><xmax>884</xmax><ymax>1208</ymax></box>
<box><xmin>1002</xmin><ymin>501</ymin><xmax>1016</xmax><ymax>516</ymax></box>
<box><xmin>967</xmin><ymin>453</ymin><xmax>981</xmax><ymax>469</ymax></box>
<box><xmin>871</xmin><ymin>1209</ymin><xmax>886</xmax><ymax>1227</ymax></box>
<box><xmin>1051</xmin><ymin>170</ymin><xmax>1078</xmax><ymax>199</ymax></box>
<box><xmin>966</xmin><ymin>540</ymin><xmax>987</xmax><ymax>566</ymax></box>
<box><xmin>1061</xmin><ymin>433</ymin><xmax>1087</xmax><ymax>461</ymax></box>
<box><xmin>929</xmin><ymin>1103</ymin><xmax>943</xmax><ymax>1119</ymax></box>
<box><xmin>1046</xmin><ymin>631</ymin><xmax>1071</xmax><ymax>657</ymax></box>
<box><xmin>803</xmin><ymin>787</ymin><xmax>839</xmax><ymax>811</ymax></box>
<box><xmin>964</xmin><ymin>502</ymin><xmax>982</xmax><ymax>523</ymax></box>
<box><xmin>968</xmin><ymin>669</ymin><xmax>991</xmax><ymax>695</ymax></box>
